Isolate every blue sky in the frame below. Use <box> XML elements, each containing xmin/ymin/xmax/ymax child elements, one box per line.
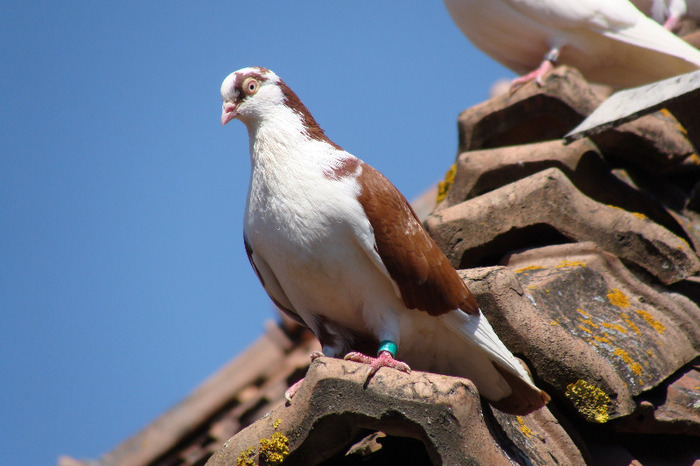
<box><xmin>1</xmin><ymin>3</ymin><xmax>514</xmax><ymax>464</ymax></box>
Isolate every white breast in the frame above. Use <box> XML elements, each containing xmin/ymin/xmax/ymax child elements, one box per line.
<box><xmin>244</xmin><ymin>141</ymin><xmax>402</xmax><ymax>339</ymax></box>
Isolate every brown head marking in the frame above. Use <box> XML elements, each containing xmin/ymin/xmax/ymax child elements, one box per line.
<box><xmin>230</xmin><ymin>67</ymin><xmax>271</xmax><ymax>104</ymax></box>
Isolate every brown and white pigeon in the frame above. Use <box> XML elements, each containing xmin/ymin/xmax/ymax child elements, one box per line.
<box><xmin>443</xmin><ymin>0</ymin><xmax>700</xmax><ymax>89</ymax></box>
<box><xmin>220</xmin><ymin>66</ymin><xmax>550</xmax><ymax>415</ymax></box>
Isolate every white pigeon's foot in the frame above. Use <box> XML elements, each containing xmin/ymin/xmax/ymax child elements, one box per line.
<box><xmin>664</xmin><ymin>15</ymin><xmax>680</xmax><ymax>31</ymax></box>
<box><xmin>510</xmin><ymin>59</ymin><xmax>555</xmax><ymax>91</ymax></box>
<box><xmin>284</xmin><ymin>351</ymin><xmax>326</xmax><ymax>403</ymax></box>
<box><xmin>344</xmin><ymin>350</ymin><xmax>411</xmax><ymax>382</ymax></box>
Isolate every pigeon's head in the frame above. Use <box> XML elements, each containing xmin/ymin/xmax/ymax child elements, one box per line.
<box><xmin>220</xmin><ymin>66</ymin><xmax>340</xmax><ymax>148</ymax></box>
<box><xmin>220</xmin><ymin>66</ymin><xmax>281</xmax><ymax>126</ymax></box>
<box><xmin>221</xmin><ymin>66</ymin><xmax>313</xmax><ymax>127</ymax></box>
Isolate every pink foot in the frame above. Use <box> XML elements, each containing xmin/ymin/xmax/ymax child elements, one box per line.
<box><xmin>664</xmin><ymin>15</ymin><xmax>680</xmax><ymax>31</ymax></box>
<box><xmin>284</xmin><ymin>378</ymin><xmax>304</xmax><ymax>402</ymax></box>
<box><xmin>510</xmin><ymin>59</ymin><xmax>555</xmax><ymax>91</ymax></box>
<box><xmin>284</xmin><ymin>351</ymin><xmax>325</xmax><ymax>402</ymax></box>
<box><xmin>344</xmin><ymin>350</ymin><xmax>411</xmax><ymax>382</ymax></box>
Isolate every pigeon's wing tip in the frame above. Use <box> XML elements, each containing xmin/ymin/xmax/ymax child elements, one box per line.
<box><xmin>490</xmin><ymin>362</ymin><xmax>550</xmax><ymax>415</ymax></box>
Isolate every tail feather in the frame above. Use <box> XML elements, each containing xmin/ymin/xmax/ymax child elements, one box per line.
<box><xmin>491</xmin><ymin>363</ymin><xmax>550</xmax><ymax>416</ymax></box>
<box><xmin>606</xmin><ymin>16</ymin><xmax>700</xmax><ymax>67</ymax></box>
<box><xmin>441</xmin><ymin>309</ymin><xmax>549</xmax><ymax>415</ymax></box>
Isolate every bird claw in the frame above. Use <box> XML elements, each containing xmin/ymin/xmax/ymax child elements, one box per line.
<box><xmin>287</xmin><ymin>351</ymin><xmax>411</xmax><ymax>401</ymax></box>
<box><xmin>284</xmin><ymin>351</ymin><xmax>326</xmax><ymax>403</ymax></box>
<box><xmin>664</xmin><ymin>15</ymin><xmax>680</xmax><ymax>31</ymax></box>
<box><xmin>344</xmin><ymin>350</ymin><xmax>411</xmax><ymax>382</ymax></box>
<box><xmin>509</xmin><ymin>59</ymin><xmax>555</xmax><ymax>92</ymax></box>
<box><xmin>284</xmin><ymin>378</ymin><xmax>305</xmax><ymax>403</ymax></box>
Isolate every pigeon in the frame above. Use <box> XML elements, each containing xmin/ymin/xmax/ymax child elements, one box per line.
<box><xmin>632</xmin><ymin>0</ymin><xmax>700</xmax><ymax>30</ymax></box>
<box><xmin>220</xmin><ymin>66</ymin><xmax>550</xmax><ymax>415</ymax></box>
<box><xmin>443</xmin><ymin>0</ymin><xmax>700</xmax><ymax>89</ymax></box>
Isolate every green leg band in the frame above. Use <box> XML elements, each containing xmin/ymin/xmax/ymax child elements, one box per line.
<box><xmin>377</xmin><ymin>340</ymin><xmax>397</xmax><ymax>357</ymax></box>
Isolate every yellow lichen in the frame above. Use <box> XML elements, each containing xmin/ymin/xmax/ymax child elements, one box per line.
<box><xmin>600</xmin><ymin>321</ymin><xmax>628</xmax><ymax>334</ymax></box>
<box><xmin>674</xmin><ymin>237</ymin><xmax>691</xmax><ymax>251</ymax></box>
<box><xmin>259</xmin><ymin>432</ymin><xmax>289</xmax><ymax>465</ymax></box>
<box><xmin>613</xmin><ymin>348</ymin><xmax>643</xmax><ymax>375</ymax></box>
<box><xmin>659</xmin><ymin>108</ymin><xmax>687</xmax><ymax>134</ymax></box>
<box><xmin>607</xmin><ymin>204</ymin><xmax>648</xmax><ymax>220</ymax></box>
<box><xmin>556</xmin><ymin>260</ymin><xmax>587</xmax><ymax>268</ymax></box>
<box><xmin>565</xmin><ymin>380</ymin><xmax>610</xmax><ymax>423</ymax></box>
<box><xmin>516</xmin><ymin>416</ymin><xmax>534</xmax><ymax>438</ymax></box>
<box><xmin>550</xmin><ymin>320</ymin><xmax>560</xmax><ymax>326</ymax></box>
<box><xmin>593</xmin><ymin>335</ymin><xmax>612</xmax><ymax>344</ymax></box>
<box><xmin>635</xmin><ymin>310</ymin><xmax>666</xmax><ymax>334</ymax></box>
<box><xmin>658</xmin><ymin>108</ymin><xmax>674</xmax><ymax>119</ymax></box>
<box><xmin>607</xmin><ymin>289</ymin><xmax>630</xmax><ymax>308</ymax></box>
<box><xmin>578</xmin><ymin>325</ymin><xmax>594</xmax><ymax>334</ymax></box>
<box><xmin>236</xmin><ymin>446</ymin><xmax>256</xmax><ymax>466</ymax></box>
<box><xmin>621</xmin><ymin>313</ymin><xmax>641</xmax><ymax>335</ymax></box>
<box><xmin>436</xmin><ymin>163</ymin><xmax>457</xmax><ymax>204</ymax></box>
<box><xmin>238</xmin><ymin>419</ymin><xmax>288</xmax><ymax>466</ymax></box>
<box><xmin>576</xmin><ymin>308</ymin><xmax>591</xmax><ymax>317</ymax></box>
<box><xmin>516</xmin><ymin>265</ymin><xmax>545</xmax><ymax>273</ymax></box>
<box><xmin>578</xmin><ymin>317</ymin><xmax>599</xmax><ymax>329</ymax></box>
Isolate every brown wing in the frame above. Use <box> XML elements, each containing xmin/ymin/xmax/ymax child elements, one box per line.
<box><xmin>356</xmin><ymin>163</ymin><xmax>479</xmax><ymax>316</ymax></box>
<box><xmin>244</xmin><ymin>234</ymin><xmax>306</xmax><ymax>326</ymax></box>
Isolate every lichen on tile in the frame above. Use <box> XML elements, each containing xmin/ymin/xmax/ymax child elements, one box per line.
<box><xmin>565</xmin><ymin>379</ymin><xmax>610</xmax><ymax>423</ymax></box>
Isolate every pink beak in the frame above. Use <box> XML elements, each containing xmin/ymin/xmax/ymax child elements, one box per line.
<box><xmin>221</xmin><ymin>102</ymin><xmax>237</xmax><ymax>126</ymax></box>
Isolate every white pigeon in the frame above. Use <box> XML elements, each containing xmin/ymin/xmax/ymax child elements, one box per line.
<box><xmin>220</xmin><ymin>66</ymin><xmax>550</xmax><ymax>415</ymax></box>
<box><xmin>443</xmin><ymin>0</ymin><xmax>700</xmax><ymax>88</ymax></box>
<box><xmin>632</xmin><ymin>0</ymin><xmax>700</xmax><ymax>30</ymax></box>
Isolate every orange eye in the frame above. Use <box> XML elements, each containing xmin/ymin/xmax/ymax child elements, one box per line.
<box><xmin>242</xmin><ymin>77</ymin><xmax>259</xmax><ymax>96</ymax></box>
